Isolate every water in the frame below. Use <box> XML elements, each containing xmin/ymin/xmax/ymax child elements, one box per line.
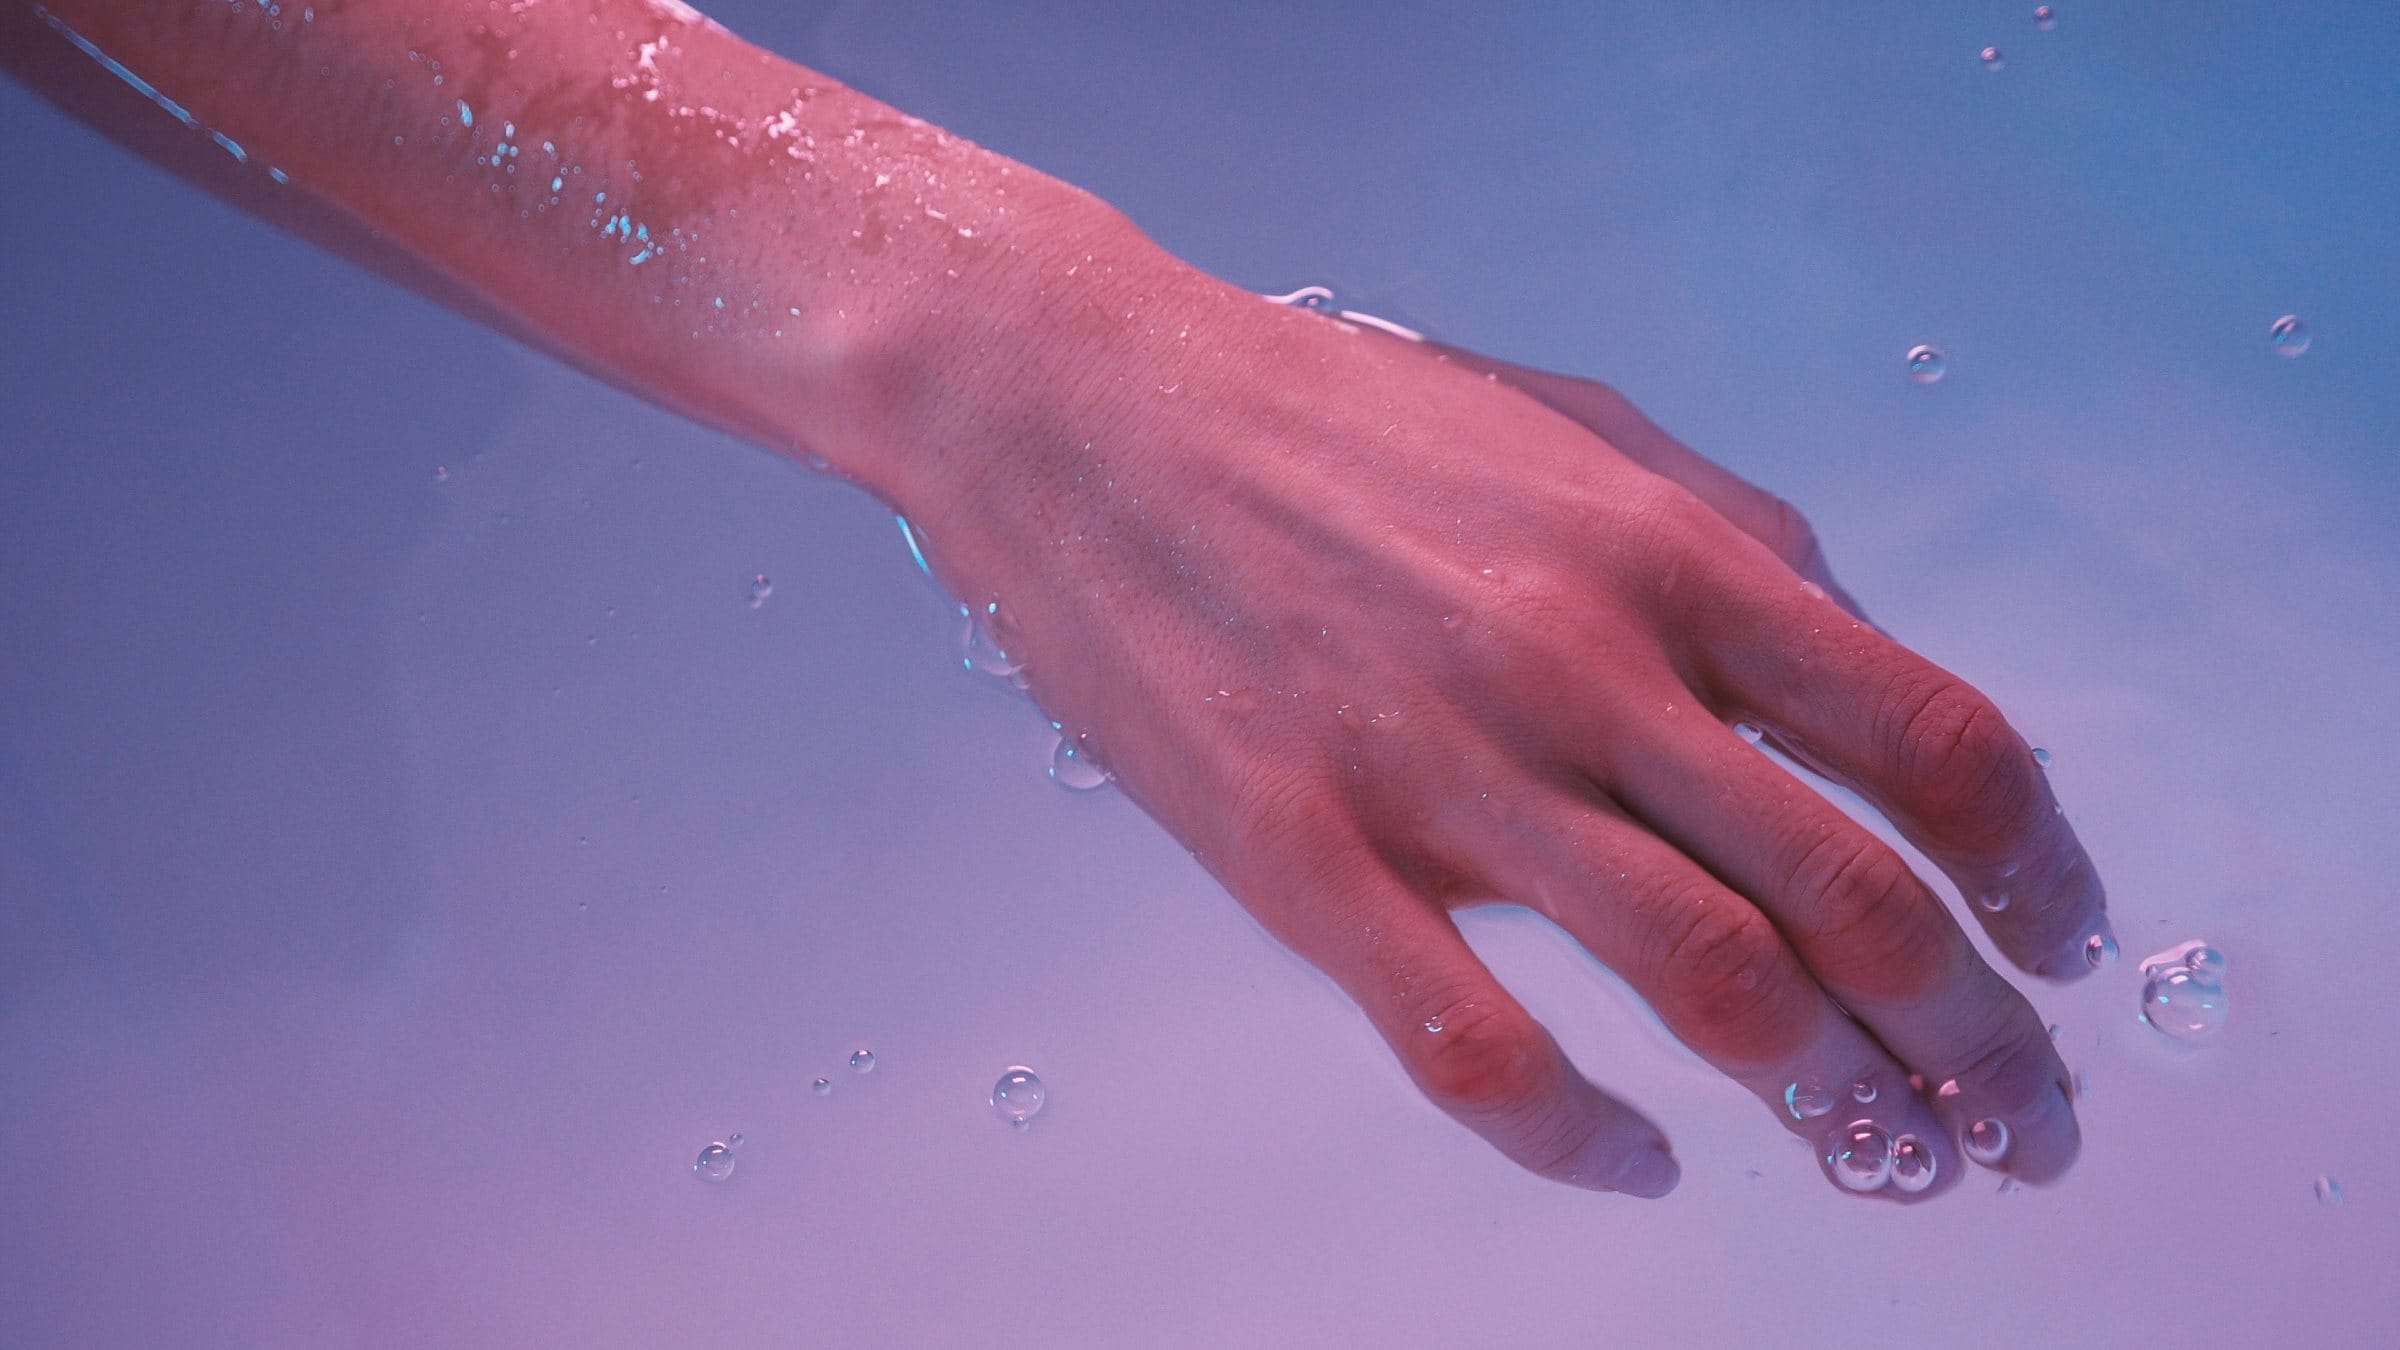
<box><xmin>1980</xmin><ymin>46</ymin><xmax>2005</xmax><ymax>71</ymax></box>
<box><xmin>1785</xmin><ymin>1079</ymin><xmax>1838</xmax><ymax>1120</ymax></box>
<box><xmin>811</xmin><ymin>1077</ymin><xmax>832</xmax><ymax>1096</ymax></box>
<box><xmin>991</xmin><ymin>1066</ymin><xmax>1047</xmax><ymax>1125</ymax></box>
<box><xmin>2139</xmin><ymin>940</ymin><xmax>2230</xmax><ymax>1041</ymax></box>
<box><xmin>1906</xmin><ymin>344</ymin><xmax>1947</xmax><ymax>383</ymax></box>
<box><xmin>2270</xmin><ymin>314</ymin><xmax>2311</xmax><ymax>357</ymax></box>
<box><xmin>850</xmin><ymin>1048</ymin><xmax>876</xmax><ymax>1074</ymax></box>
<box><xmin>1049</xmin><ymin>734</ymin><xmax>1111</xmax><ymax>791</ymax></box>
<box><xmin>1890</xmin><ymin>1134</ymin><xmax>1937</xmax><ymax>1194</ymax></box>
<box><xmin>1964</xmin><ymin>1118</ymin><xmax>2012</xmax><ymax>1167</ymax></box>
<box><xmin>1827</xmin><ymin>1121</ymin><xmax>1895</xmax><ymax>1192</ymax></box>
<box><xmin>2034</xmin><ymin>5</ymin><xmax>2056</xmax><ymax>29</ymax></box>
<box><xmin>692</xmin><ymin>1142</ymin><xmax>736</xmax><ymax>1182</ymax></box>
<box><xmin>746</xmin><ymin>574</ymin><xmax>774</xmax><ymax>609</ymax></box>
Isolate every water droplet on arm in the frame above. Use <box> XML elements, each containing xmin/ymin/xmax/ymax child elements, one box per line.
<box><xmin>1049</xmin><ymin>734</ymin><xmax>1111</xmax><ymax>792</ymax></box>
<box><xmin>1785</xmin><ymin>1079</ymin><xmax>1838</xmax><ymax>1120</ymax></box>
<box><xmin>1964</xmin><ymin>1118</ymin><xmax>2012</xmax><ymax>1166</ymax></box>
<box><xmin>1827</xmin><ymin>1121</ymin><xmax>1895</xmax><ymax>1192</ymax></box>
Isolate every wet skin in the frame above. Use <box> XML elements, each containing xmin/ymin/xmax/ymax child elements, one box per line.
<box><xmin>4</xmin><ymin>0</ymin><xmax>2111</xmax><ymax>1201</ymax></box>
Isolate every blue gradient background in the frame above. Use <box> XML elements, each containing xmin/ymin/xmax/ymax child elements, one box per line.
<box><xmin>3</xmin><ymin>2</ymin><xmax>2395</xmax><ymax>1344</ymax></box>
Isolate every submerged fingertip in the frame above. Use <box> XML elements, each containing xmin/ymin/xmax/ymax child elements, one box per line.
<box><xmin>1611</xmin><ymin>1144</ymin><xmax>1681</xmax><ymax>1199</ymax></box>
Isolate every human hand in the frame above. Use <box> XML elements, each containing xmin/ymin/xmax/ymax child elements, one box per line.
<box><xmin>849</xmin><ymin>219</ymin><xmax>2114</xmax><ymax>1202</ymax></box>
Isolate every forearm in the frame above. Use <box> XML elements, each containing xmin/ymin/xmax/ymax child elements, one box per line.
<box><xmin>3</xmin><ymin>0</ymin><xmax>1151</xmax><ymax>506</ymax></box>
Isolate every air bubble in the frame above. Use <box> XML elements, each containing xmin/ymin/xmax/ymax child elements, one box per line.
<box><xmin>2269</xmin><ymin>315</ymin><xmax>2311</xmax><ymax>357</ymax></box>
<box><xmin>2316</xmin><ymin>1175</ymin><xmax>2344</xmax><ymax>1207</ymax></box>
<box><xmin>991</xmin><ymin>1066</ymin><xmax>1047</xmax><ymax>1125</ymax></box>
<box><xmin>1980</xmin><ymin>46</ymin><xmax>2005</xmax><ymax>70</ymax></box>
<box><xmin>1828</xmin><ymin>1121</ymin><xmax>1894</xmax><ymax>1192</ymax></box>
<box><xmin>2032</xmin><ymin>746</ymin><xmax>2052</xmax><ymax>767</ymax></box>
<box><xmin>1906</xmin><ymin>345</ymin><xmax>1947</xmax><ymax>384</ymax></box>
<box><xmin>955</xmin><ymin>601</ymin><xmax>1024</xmax><ymax>678</ymax></box>
<box><xmin>1976</xmin><ymin>891</ymin><xmax>2011</xmax><ymax>914</ymax></box>
<box><xmin>850</xmin><ymin>1048</ymin><xmax>876</xmax><ymax>1074</ymax></box>
<box><xmin>1785</xmin><ymin>1079</ymin><xmax>1838</xmax><ymax>1120</ymax></box>
<box><xmin>1891</xmin><ymin>1134</ymin><xmax>1937</xmax><ymax>1193</ymax></box>
<box><xmin>747</xmin><ymin>574</ymin><xmax>773</xmax><ymax>608</ymax></box>
<box><xmin>1965</xmin><ymin>1117</ymin><xmax>2012</xmax><ymax>1166</ymax></box>
<box><xmin>1734</xmin><ymin>722</ymin><xmax>1765</xmax><ymax>744</ymax></box>
<box><xmin>693</xmin><ymin>1141</ymin><xmax>735</xmax><ymax>1182</ymax></box>
<box><xmin>2139</xmin><ymin>942</ymin><xmax>2230</xmax><ymax>1041</ymax></box>
<box><xmin>1264</xmin><ymin>284</ymin><xmax>1338</xmax><ymax>313</ymax></box>
<box><xmin>1050</xmin><ymin>733</ymin><xmax>1111</xmax><ymax>792</ymax></box>
<box><xmin>2085</xmin><ymin>932</ymin><xmax>2119</xmax><ymax>970</ymax></box>
<box><xmin>1423</xmin><ymin>1016</ymin><xmax>1444</xmax><ymax>1033</ymax></box>
<box><xmin>2034</xmin><ymin>5</ymin><xmax>2056</xmax><ymax>30</ymax></box>
<box><xmin>1850</xmin><ymin>1076</ymin><xmax>1879</xmax><ymax>1105</ymax></box>
<box><xmin>811</xmin><ymin>1077</ymin><xmax>832</xmax><ymax>1095</ymax></box>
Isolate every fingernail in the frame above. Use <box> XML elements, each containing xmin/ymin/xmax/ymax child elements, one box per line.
<box><xmin>1611</xmin><ymin>1145</ymin><xmax>1681</xmax><ymax>1199</ymax></box>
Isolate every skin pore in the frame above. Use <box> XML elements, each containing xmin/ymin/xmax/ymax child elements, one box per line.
<box><xmin>4</xmin><ymin>0</ymin><xmax>2113</xmax><ymax>1202</ymax></box>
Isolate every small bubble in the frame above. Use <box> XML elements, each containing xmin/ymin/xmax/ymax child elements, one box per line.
<box><xmin>954</xmin><ymin>601</ymin><xmax>1024</xmax><ymax>679</ymax></box>
<box><xmin>1828</xmin><ymin>1121</ymin><xmax>1895</xmax><ymax>1192</ymax></box>
<box><xmin>1850</xmin><ymin>1076</ymin><xmax>1879</xmax><ymax>1105</ymax></box>
<box><xmin>1907</xmin><ymin>344</ymin><xmax>1947</xmax><ymax>384</ymax></box>
<box><xmin>1890</xmin><ymin>1134</ymin><xmax>1938</xmax><ymax>1193</ymax></box>
<box><xmin>2269</xmin><ymin>314</ymin><xmax>2311</xmax><ymax>357</ymax></box>
<box><xmin>2047</xmin><ymin>1023</ymin><xmax>2062</xmax><ymax>1040</ymax></box>
<box><xmin>2032</xmin><ymin>746</ymin><xmax>2052</xmax><ymax>767</ymax></box>
<box><xmin>728</xmin><ymin>1132</ymin><xmax>743</xmax><ymax>1148</ymax></box>
<box><xmin>1980</xmin><ymin>45</ymin><xmax>2005</xmax><ymax>70</ymax></box>
<box><xmin>1423</xmin><ymin>1015</ymin><xmax>1445</xmax><ymax>1033</ymax></box>
<box><xmin>1800</xmin><ymin>581</ymin><xmax>1828</xmax><ymax>602</ymax></box>
<box><xmin>2186</xmin><ymin>945</ymin><xmax>2227</xmax><ymax>983</ymax></box>
<box><xmin>434</xmin><ymin>465</ymin><xmax>449</xmax><ymax>483</ymax></box>
<box><xmin>2034</xmin><ymin>5</ymin><xmax>2056</xmax><ymax>30</ymax></box>
<box><xmin>1049</xmin><ymin>734</ymin><xmax>1111</xmax><ymax>792</ymax></box>
<box><xmin>1977</xmin><ymin>891</ymin><xmax>2012</xmax><ymax>914</ymax></box>
<box><xmin>991</xmin><ymin>1066</ymin><xmax>1047</xmax><ymax>1125</ymax></box>
<box><xmin>1734</xmin><ymin>722</ymin><xmax>1765</xmax><ymax>744</ymax></box>
<box><xmin>2073</xmin><ymin>1068</ymin><xmax>2091</xmax><ymax>1101</ymax></box>
<box><xmin>746</xmin><ymin>574</ymin><xmax>773</xmax><ymax>608</ymax></box>
<box><xmin>2315</xmin><ymin>1175</ymin><xmax>2344</xmax><ymax>1207</ymax></box>
<box><xmin>2085</xmin><ymin>932</ymin><xmax>2119</xmax><ymax>970</ymax></box>
<box><xmin>1785</xmin><ymin>1079</ymin><xmax>1838</xmax><ymax>1121</ymax></box>
<box><xmin>693</xmin><ymin>1142</ymin><xmax>735</xmax><ymax>1182</ymax></box>
<box><xmin>1965</xmin><ymin>1117</ymin><xmax>2012</xmax><ymax>1167</ymax></box>
<box><xmin>1439</xmin><ymin>612</ymin><xmax>1467</xmax><ymax>633</ymax></box>
<box><xmin>2141</xmin><ymin>966</ymin><xmax>2229</xmax><ymax>1041</ymax></box>
<box><xmin>849</xmin><ymin>1048</ymin><xmax>876</xmax><ymax>1074</ymax></box>
<box><xmin>811</xmin><ymin>1077</ymin><xmax>832</xmax><ymax>1096</ymax></box>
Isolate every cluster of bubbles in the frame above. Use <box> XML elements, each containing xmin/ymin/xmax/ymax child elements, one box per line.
<box><xmin>1823</xmin><ymin>1120</ymin><xmax>1939</xmax><ymax>1195</ymax></box>
<box><xmin>695</xmin><ymin>1061</ymin><xmax>1051</xmax><ymax>1180</ymax></box>
<box><xmin>2138</xmin><ymin>940</ymin><xmax>2229</xmax><ymax>1041</ymax></box>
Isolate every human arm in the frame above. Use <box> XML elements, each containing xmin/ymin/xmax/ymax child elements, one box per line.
<box><xmin>1</xmin><ymin>0</ymin><xmax>2112</xmax><ymax>1200</ymax></box>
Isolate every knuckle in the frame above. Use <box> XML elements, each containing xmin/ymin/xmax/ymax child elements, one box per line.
<box><xmin>1885</xmin><ymin>674</ymin><xmax>2033</xmax><ymax>860</ymax></box>
<box><xmin>1410</xmin><ymin>1000</ymin><xmax>1552</xmax><ymax>1121</ymax></box>
<box><xmin>1786</xmin><ymin>830</ymin><xmax>1955</xmax><ymax>1006</ymax></box>
<box><xmin>1646</xmin><ymin>893</ymin><xmax>1803</xmax><ymax>1063</ymax></box>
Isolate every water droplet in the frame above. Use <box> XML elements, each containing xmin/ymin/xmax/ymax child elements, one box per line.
<box><xmin>954</xmin><ymin>601</ymin><xmax>1024</xmax><ymax>678</ymax></box>
<box><xmin>1980</xmin><ymin>45</ymin><xmax>2005</xmax><ymax>70</ymax></box>
<box><xmin>2269</xmin><ymin>314</ymin><xmax>2311</xmax><ymax>357</ymax></box>
<box><xmin>1785</xmin><ymin>1079</ymin><xmax>1838</xmax><ymax>1120</ymax></box>
<box><xmin>693</xmin><ymin>1142</ymin><xmax>735</xmax><ymax>1181</ymax></box>
<box><xmin>1049</xmin><ymin>733</ymin><xmax>1111</xmax><ymax>791</ymax></box>
<box><xmin>849</xmin><ymin>1048</ymin><xmax>876</xmax><ymax>1073</ymax></box>
<box><xmin>1733</xmin><ymin>722</ymin><xmax>1765</xmax><ymax>744</ymax></box>
<box><xmin>991</xmin><ymin>1066</ymin><xmax>1047</xmax><ymax>1125</ymax></box>
<box><xmin>1906</xmin><ymin>344</ymin><xmax>1947</xmax><ymax>384</ymax></box>
<box><xmin>2085</xmin><ymin>932</ymin><xmax>2119</xmax><ymax>970</ymax></box>
<box><xmin>2032</xmin><ymin>746</ymin><xmax>2052</xmax><ymax>767</ymax></box>
<box><xmin>1827</xmin><ymin>1121</ymin><xmax>1895</xmax><ymax>1192</ymax></box>
<box><xmin>2034</xmin><ymin>5</ymin><xmax>2056</xmax><ymax>30</ymax></box>
<box><xmin>811</xmin><ymin>1077</ymin><xmax>832</xmax><ymax>1095</ymax></box>
<box><xmin>1964</xmin><ymin>1117</ymin><xmax>2012</xmax><ymax>1167</ymax></box>
<box><xmin>1890</xmin><ymin>1134</ymin><xmax>1938</xmax><ymax>1193</ymax></box>
<box><xmin>1439</xmin><ymin>612</ymin><xmax>1467</xmax><ymax>633</ymax></box>
<box><xmin>747</xmin><ymin>574</ymin><xmax>773</xmax><ymax>608</ymax></box>
<box><xmin>1423</xmin><ymin>1015</ymin><xmax>1445</xmax><ymax>1033</ymax></box>
<box><xmin>2315</xmin><ymin>1175</ymin><xmax>2344</xmax><ymax>1207</ymax></box>
<box><xmin>1976</xmin><ymin>891</ymin><xmax>2012</xmax><ymax>914</ymax></box>
<box><xmin>2141</xmin><ymin>965</ymin><xmax>2229</xmax><ymax>1041</ymax></box>
<box><xmin>1850</xmin><ymin>1076</ymin><xmax>1879</xmax><ymax>1104</ymax></box>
